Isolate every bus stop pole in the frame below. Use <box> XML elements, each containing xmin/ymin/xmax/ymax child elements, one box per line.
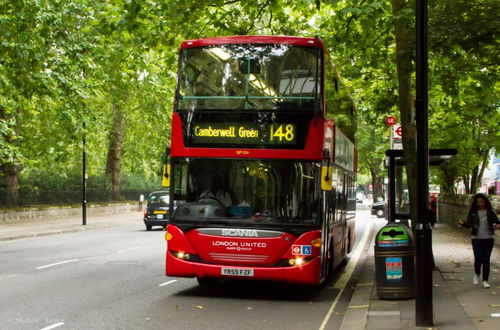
<box><xmin>387</xmin><ymin>155</ymin><xmax>396</xmax><ymax>223</ymax></box>
<box><xmin>82</xmin><ymin>121</ymin><xmax>87</xmax><ymax>226</ymax></box>
<box><xmin>415</xmin><ymin>0</ymin><xmax>432</xmax><ymax>326</ymax></box>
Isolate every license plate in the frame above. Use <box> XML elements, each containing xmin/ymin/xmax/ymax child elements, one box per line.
<box><xmin>221</xmin><ymin>267</ymin><xmax>254</xmax><ymax>277</ymax></box>
<box><xmin>156</xmin><ymin>214</ymin><xmax>163</xmax><ymax>219</ymax></box>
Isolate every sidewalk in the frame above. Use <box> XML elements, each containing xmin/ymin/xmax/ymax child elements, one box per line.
<box><xmin>0</xmin><ymin>211</ymin><xmax>143</xmax><ymax>241</ymax></box>
<box><xmin>340</xmin><ymin>219</ymin><xmax>500</xmax><ymax>330</ymax></box>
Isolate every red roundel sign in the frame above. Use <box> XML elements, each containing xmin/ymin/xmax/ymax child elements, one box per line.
<box><xmin>386</xmin><ymin>116</ymin><xmax>396</xmax><ymax>126</ymax></box>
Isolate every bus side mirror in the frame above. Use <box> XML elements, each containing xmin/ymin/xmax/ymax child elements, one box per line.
<box><xmin>162</xmin><ymin>147</ymin><xmax>171</xmax><ymax>187</ymax></box>
<box><xmin>321</xmin><ymin>165</ymin><xmax>333</xmax><ymax>191</ymax></box>
<box><xmin>162</xmin><ymin>164</ymin><xmax>171</xmax><ymax>187</ymax></box>
<box><xmin>321</xmin><ymin>148</ymin><xmax>333</xmax><ymax>191</ymax></box>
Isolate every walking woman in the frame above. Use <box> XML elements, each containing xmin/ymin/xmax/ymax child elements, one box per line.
<box><xmin>459</xmin><ymin>193</ymin><xmax>499</xmax><ymax>288</ymax></box>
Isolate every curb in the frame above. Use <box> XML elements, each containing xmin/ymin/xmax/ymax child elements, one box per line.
<box><xmin>0</xmin><ymin>228</ymin><xmax>87</xmax><ymax>241</ymax></box>
<box><xmin>0</xmin><ymin>223</ymin><xmax>132</xmax><ymax>242</ymax></box>
<box><xmin>339</xmin><ymin>224</ymin><xmax>378</xmax><ymax>330</ymax></box>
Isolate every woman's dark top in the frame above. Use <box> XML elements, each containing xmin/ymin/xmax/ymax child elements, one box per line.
<box><xmin>461</xmin><ymin>209</ymin><xmax>499</xmax><ymax>238</ymax></box>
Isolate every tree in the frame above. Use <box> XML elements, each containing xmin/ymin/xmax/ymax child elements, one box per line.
<box><xmin>1</xmin><ymin>0</ymin><xmax>497</xmax><ymax>207</ymax></box>
<box><xmin>357</xmin><ymin>112</ymin><xmax>387</xmax><ymax>202</ymax></box>
<box><xmin>0</xmin><ymin>0</ymin><xmax>97</xmax><ymax>205</ymax></box>
<box><xmin>428</xmin><ymin>0</ymin><xmax>500</xmax><ymax>194</ymax></box>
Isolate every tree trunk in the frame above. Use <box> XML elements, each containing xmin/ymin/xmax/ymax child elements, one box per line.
<box><xmin>471</xmin><ymin>151</ymin><xmax>489</xmax><ymax>194</ymax></box>
<box><xmin>440</xmin><ymin>166</ymin><xmax>457</xmax><ymax>194</ymax></box>
<box><xmin>0</xmin><ymin>107</ymin><xmax>21</xmax><ymax>206</ymax></box>
<box><xmin>470</xmin><ymin>166</ymin><xmax>479</xmax><ymax>194</ymax></box>
<box><xmin>462</xmin><ymin>175</ymin><xmax>470</xmax><ymax>194</ymax></box>
<box><xmin>391</xmin><ymin>0</ymin><xmax>418</xmax><ymax>229</ymax></box>
<box><xmin>395</xmin><ymin>165</ymin><xmax>408</xmax><ymax>212</ymax></box>
<box><xmin>2</xmin><ymin>163</ymin><xmax>20</xmax><ymax>206</ymax></box>
<box><xmin>105</xmin><ymin>103</ymin><xmax>125</xmax><ymax>200</ymax></box>
<box><xmin>370</xmin><ymin>162</ymin><xmax>383</xmax><ymax>203</ymax></box>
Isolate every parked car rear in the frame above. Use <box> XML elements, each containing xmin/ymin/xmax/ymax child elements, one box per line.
<box><xmin>371</xmin><ymin>201</ymin><xmax>386</xmax><ymax>218</ymax></box>
<box><xmin>143</xmin><ymin>191</ymin><xmax>170</xmax><ymax>231</ymax></box>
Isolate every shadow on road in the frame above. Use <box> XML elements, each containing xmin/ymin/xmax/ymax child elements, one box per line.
<box><xmin>171</xmin><ymin>266</ymin><xmax>346</xmax><ymax>302</ymax></box>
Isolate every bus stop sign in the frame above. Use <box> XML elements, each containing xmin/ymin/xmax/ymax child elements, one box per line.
<box><xmin>393</xmin><ymin>125</ymin><xmax>402</xmax><ymax>140</ymax></box>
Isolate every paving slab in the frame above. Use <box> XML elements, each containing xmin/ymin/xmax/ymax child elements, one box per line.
<box><xmin>340</xmin><ymin>218</ymin><xmax>500</xmax><ymax>330</ymax></box>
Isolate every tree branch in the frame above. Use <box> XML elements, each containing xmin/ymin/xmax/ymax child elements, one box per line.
<box><xmin>268</xmin><ymin>5</ymin><xmax>274</xmax><ymax>34</ymax></box>
<box><xmin>245</xmin><ymin>0</ymin><xmax>270</xmax><ymax>34</ymax></box>
<box><xmin>200</xmin><ymin>7</ymin><xmax>220</xmax><ymax>35</ymax></box>
<box><xmin>208</xmin><ymin>0</ymin><xmax>241</xmax><ymax>7</ymax></box>
<box><xmin>345</xmin><ymin>0</ymin><xmax>367</xmax><ymax>37</ymax></box>
<box><xmin>351</xmin><ymin>28</ymin><xmax>391</xmax><ymax>57</ymax></box>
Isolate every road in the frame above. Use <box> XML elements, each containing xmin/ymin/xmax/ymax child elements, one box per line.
<box><xmin>0</xmin><ymin>208</ymin><xmax>378</xmax><ymax>330</ymax></box>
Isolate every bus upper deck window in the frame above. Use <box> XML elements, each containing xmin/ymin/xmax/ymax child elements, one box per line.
<box><xmin>239</xmin><ymin>58</ymin><xmax>261</xmax><ymax>74</ymax></box>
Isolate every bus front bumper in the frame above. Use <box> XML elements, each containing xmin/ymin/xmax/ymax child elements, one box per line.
<box><xmin>166</xmin><ymin>250</ymin><xmax>322</xmax><ymax>285</ymax></box>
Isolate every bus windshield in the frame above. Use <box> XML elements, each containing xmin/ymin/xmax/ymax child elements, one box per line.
<box><xmin>172</xmin><ymin>159</ymin><xmax>321</xmax><ymax>226</ymax></box>
<box><xmin>177</xmin><ymin>44</ymin><xmax>321</xmax><ymax>111</ymax></box>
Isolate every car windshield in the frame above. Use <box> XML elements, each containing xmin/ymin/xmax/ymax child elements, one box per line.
<box><xmin>172</xmin><ymin>158</ymin><xmax>321</xmax><ymax>226</ymax></box>
<box><xmin>149</xmin><ymin>193</ymin><xmax>169</xmax><ymax>205</ymax></box>
<box><xmin>176</xmin><ymin>44</ymin><xmax>321</xmax><ymax>111</ymax></box>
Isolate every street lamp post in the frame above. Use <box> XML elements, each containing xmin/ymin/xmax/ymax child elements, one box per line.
<box><xmin>415</xmin><ymin>0</ymin><xmax>432</xmax><ymax>326</ymax></box>
<box><xmin>82</xmin><ymin>121</ymin><xmax>87</xmax><ymax>226</ymax></box>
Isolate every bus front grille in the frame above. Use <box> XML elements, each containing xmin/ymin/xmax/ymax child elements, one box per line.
<box><xmin>208</xmin><ymin>253</ymin><xmax>269</xmax><ymax>263</ymax></box>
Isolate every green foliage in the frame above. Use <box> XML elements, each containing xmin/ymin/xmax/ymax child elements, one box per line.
<box><xmin>0</xmin><ymin>170</ymin><xmax>158</xmax><ymax>205</ymax></box>
<box><xmin>427</xmin><ymin>0</ymin><xmax>499</xmax><ymax>191</ymax></box>
<box><xmin>1</xmin><ymin>0</ymin><xmax>498</xmax><ymax>205</ymax></box>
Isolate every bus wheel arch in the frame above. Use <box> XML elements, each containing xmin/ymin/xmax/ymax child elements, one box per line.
<box><xmin>341</xmin><ymin>230</ymin><xmax>351</xmax><ymax>267</ymax></box>
<box><xmin>346</xmin><ymin>229</ymin><xmax>352</xmax><ymax>254</ymax></box>
<box><xmin>327</xmin><ymin>241</ymin><xmax>335</xmax><ymax>277</ymax></box>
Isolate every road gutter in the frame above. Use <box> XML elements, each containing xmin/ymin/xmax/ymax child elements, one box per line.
<box><xmin>319</xmin><ymin>222</ymin><xmax>374</xmax><ymax>330</ymax></box>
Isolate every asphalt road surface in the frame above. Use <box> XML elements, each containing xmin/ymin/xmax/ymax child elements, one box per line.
<box><xmin>0</xmin><ymin>209</ymin><xmax>376</xmax><ymax>330</ymax></box>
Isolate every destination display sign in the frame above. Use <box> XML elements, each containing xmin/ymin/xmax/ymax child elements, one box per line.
<box><xmin>190</xmin><ymin>122</ymin><xmax>296</xmax><ymax>145</ymax></box>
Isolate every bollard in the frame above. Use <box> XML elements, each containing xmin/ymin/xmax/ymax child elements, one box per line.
<box><xmin>139</xmin><ymin>194</ymin><xmax>144</xmax><ymax>211</ymax></box>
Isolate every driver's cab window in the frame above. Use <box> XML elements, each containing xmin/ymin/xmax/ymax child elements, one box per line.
<box><xmin>174</xmin><ymin>161</ymin><xmax>188</xmax><ymax>200</ymax></box>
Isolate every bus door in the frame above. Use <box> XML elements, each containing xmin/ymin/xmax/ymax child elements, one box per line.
<box><xmin>320</xmin><ymin>188</ymin><xmax>329</xmax><ymax>280</ymax></box>
<box><xmin>332</xmin><ymin>170</ymin><xmax>345</xmax><ymax>262</ymax></box>
<box><xmin>341</xmin><ymin>173</ymin><xmax>349</xmax><ymax>256</ymax></box>
<box><xmin>320</xmin><ymin>165</ymin><xmax>337</xmax><ymax>280</ymax></box>
<box><xmin>319</xmin><ymin>163</ymin><xmax>331</xmax><ymax>280</ymax></box>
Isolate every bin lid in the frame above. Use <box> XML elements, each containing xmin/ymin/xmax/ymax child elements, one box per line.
<box><xmin>377</xmin><ymin>225</ymin><xmax>410</xmax><ymax>247</ymax></box>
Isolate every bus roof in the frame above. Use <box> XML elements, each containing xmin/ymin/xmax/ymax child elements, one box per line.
<box><xmin>180</xmin><ymin>36</ymin><xmax>325</xmax><ymax>51</ymax></box>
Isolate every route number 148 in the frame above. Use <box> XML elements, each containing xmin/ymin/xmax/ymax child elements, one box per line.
<box><xmin>269</xmin><ymin>124</ymin><xmax>295</xmax><ymax>142</ymax></box>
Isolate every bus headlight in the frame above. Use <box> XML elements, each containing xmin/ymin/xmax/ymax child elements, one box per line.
<box><xmin>289</xmin><ymin>257</ymin><xmax>305</xmax><ymax>266</ymax></box>
<box><xmin>176</xmin><ymin>251</ymin><xmax>191</xmax><ymax>260</ymax></box>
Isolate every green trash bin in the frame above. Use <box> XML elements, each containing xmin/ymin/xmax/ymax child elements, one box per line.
<box><xmin>374</xmin><ymin>223</ymin><xmax>415</xmax><ymax>299</ymax></box>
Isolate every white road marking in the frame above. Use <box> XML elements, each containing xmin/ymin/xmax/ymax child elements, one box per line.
<box><xmin>319</xmin><ymin>222</ymin><xmax>373</xmax><ymax>330</ymax></box>
<box><xmin>36</xmin><ymin>259</ymin><xmax>79</xmax><ymax>270</ymax></box>
<box><xmin>40</xmin><ymin>322</ymin><xmax>64</xmax><ymax>330</ymax></box>
<box><xmin>115</xmin><ymin>246</ymin><xmax>141</xmax><ymax>254</ymax></box>
<box><xmin>159</xmin><ymin>279</ymin><xmax>178</xmax><ymax>287</ymax></box>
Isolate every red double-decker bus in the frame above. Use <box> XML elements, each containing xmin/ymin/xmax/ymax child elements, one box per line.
<box><xmin>164</xmin><ymin>36</ymin><xmax>356</xmax><ymax>286</ymax></box>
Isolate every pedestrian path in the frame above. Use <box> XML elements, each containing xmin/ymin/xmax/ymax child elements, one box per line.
<box><xmin>0</xmin><ymin>211</ymin><xmax>142</xmax><ymax>241</ymax></box>
<box><xmin>340</xmin><ymin>218</ymin><xmax>500</xmax><ymax>330</ymax></box>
